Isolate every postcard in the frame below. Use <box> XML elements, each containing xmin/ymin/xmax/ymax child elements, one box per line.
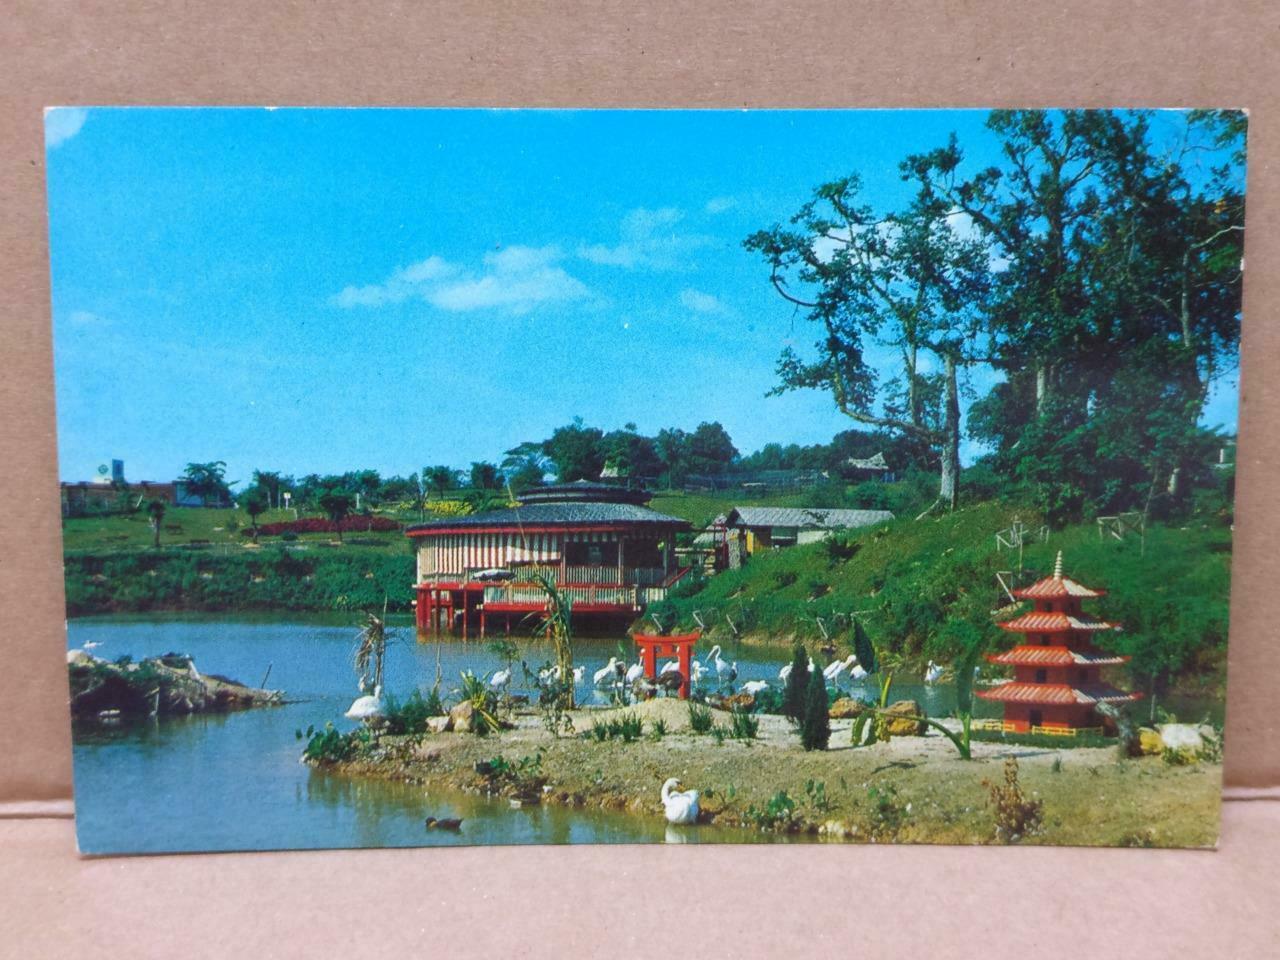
<box><xmin>48</xmin><ymin>108</ymin><xmax>1242</xmax><ymax>853</ymax></box>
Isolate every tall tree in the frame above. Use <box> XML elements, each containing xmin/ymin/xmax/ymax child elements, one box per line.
<box><xmin>685</xmin><ymin>422</ymin><xmax>739</xmax><ymax>477</ymax></box>
<box><xmin>243</xmin><ymin>488</ymin><xmax>268</xmax><ymax>539</ymax></box>
<box><xmin>318</xmin><ymin>489</ymin><xmax>354</xmax><ymax>542</ymax></box>
<box><xmin>907</xmin><ymin>109</ymin><xmax>1244</xmax><ymax>518</ymax></box>
<box><xmin>423</xmin><ymin>465</ymin><xmax>457</xmax><ymax>500</ymax></box>
<box><xmin>544</xmin><ymin>418</ymin><xmax>605</xmax><ymax>482</ymax></box>
<box><xmin>745</xmin><ymin>173</ymin><xmax>989</xmax><ymax>512</ymax></box>
<box><xmin>182</xmin><ymin>461</ymin><xmax>230</xmax><ymax>507</ymax></box>
<box><xmin>469</xmin><ymin>461</ymin><xmax>502</xmax><ymax>491</ymax></box>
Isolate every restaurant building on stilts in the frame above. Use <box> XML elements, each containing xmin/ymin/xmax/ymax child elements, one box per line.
<box><xmin>407</xmin><ymin>481</ymin><xmax>693</xmax><ymax>637</ymax></box>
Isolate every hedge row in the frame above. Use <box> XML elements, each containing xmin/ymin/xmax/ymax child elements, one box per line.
<box><xmin>243</xmin><ymin>516</ymin><xmax>403</xmax><ymax>536</ymax></box>
<box><xmin>64</xmin><ymin>550</ymin><xmax>415</xmax><ymax>616</ymax></box>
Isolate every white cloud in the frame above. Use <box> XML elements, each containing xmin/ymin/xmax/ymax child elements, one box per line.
<box><xmin>45</xmin><ymin>108</ymin><xmax>88</xmax><ymax>149</ymax></box>
<box><xmin>578</xmin><ymin>207</ymin><xmax>712</xmax><ymax>271</ymax></box>
<box><xmin>331</xmin><ymin>246</ymin><xmax>587</xmax><ymax>315</ymax></box>
<box><xmin>680</xmin><ymin>288</ymin><xmax>728</xmax><ymax>315</ymax></box>
<box><xmin>428</xmin><ymin>245</ymin><xmax>588</xmax><ymax>314</ymax></box>
<box><xmin>945</xmin><ymin>207</ymin><xmax>1010</xmax><ymax>272</ymax></box>
<box><xmin>705</xmin><ymin>196</ymin><xmax>737</xmax><ymax>215</ymax></box>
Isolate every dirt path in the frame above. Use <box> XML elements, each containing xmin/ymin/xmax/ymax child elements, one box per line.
<box><xmin>323</xmin><ymin>698</ymin><xmax>1221</xmax><ymax>847</ymax></box>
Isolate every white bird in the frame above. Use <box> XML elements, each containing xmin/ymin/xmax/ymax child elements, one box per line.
<box><xmin>924</xmin><ymin>660</ymin><xmax>944</xmax><ymax>684</ymax></box>
<box><xmin>490</xmin><ymin>667</ymin><xmax>513</xmax><ymax>692</ymax></box>
<box><xmin>625</xmin><ymin>661</ymin><xmax>645</xmax><ymax>684</ymax></box>
<box><xmin>689</xmin><ymin>660</ymin><xmax>707</xmax><ymax>685</ymax></box>
<box><xmin>706</xmin><ymin>645</ymin><xmax>738</xmax><ymax>686</ymax></box>
<box><xmin>741</xmin><ymin>679</ymin><xmax>770</xmax><ymax>695</ymax></box>
<box><xmin>659</xmin><ymin>658</ymin><xmax>680</xmax><ymax>675</ymax></box>
<box><xmin>823</xmin><ymin>654</ymin><xmax>859</xmax><ymax>684</ymax></box>
<box><xmin>779</xmin><ymin>657</ymin><xmax>814</xmax><ymax>682</ymax></box>
<box><xmin>593</xmin><ymin>657</ymin><xmax>621</xmax><ymax>686</ymax></box>
<box><xmin>660</xmin><ymin>778</ymin><xmax>700</xmax><ymax>825</ymax></box>
<box><xmin>849</xmin><ymin>663</ymin><xmax>869</xmax><ymax>682</ymax></box>
<box><xmin>345</xmin><ymin>684</ymin><xmax>385</xmax><ymax>721</ymax></box>
<box><xmin>82</xmin><ymin>640</ymin><xmax>102</xmax><ymax>649</ymax></box>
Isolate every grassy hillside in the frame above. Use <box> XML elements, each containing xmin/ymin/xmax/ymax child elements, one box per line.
<box><xmin>658</xmin><ymin>499</ymin><xmax>1231</xmax><ymax>688</ymax></box>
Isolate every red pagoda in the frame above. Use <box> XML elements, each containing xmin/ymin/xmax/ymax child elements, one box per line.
<box><xmin>977</xmin><ymin>551</ymin><xmax>1141</xmax><ymax>734</ymax></box>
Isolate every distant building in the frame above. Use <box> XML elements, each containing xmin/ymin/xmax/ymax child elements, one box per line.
<box><xmin>843</xmin><ymin>451</ymin><xmax>893</xmax><ymax>482</ymax></box>
<box><xmin>723</xmin><ymin>505</ymin><xmax>895</xmax><ymax>567</ymax></box>
<box><xmin>61</xmin><ymin>480</ymin><xmax>179</xmax><ymax>516</ymax></box>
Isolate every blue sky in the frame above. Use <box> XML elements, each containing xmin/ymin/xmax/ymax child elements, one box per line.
<box><xmin>45</xmin><ymin>108</ymin><xmax>1240</xmax><ymax>487</ymax></box>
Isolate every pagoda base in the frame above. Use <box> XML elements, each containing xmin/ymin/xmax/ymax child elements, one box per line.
<box><xmin>995</xmin><ymin>702</ymin><xmax>1103</xmax><ymax>734</ymax></box>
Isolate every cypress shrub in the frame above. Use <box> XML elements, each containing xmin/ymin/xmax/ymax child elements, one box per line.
<box><xmin>783</xmin><ymin>644</ymin><xmax>810</xmax><ymax>723</ymax></box>
<box><xmin>800</xmin><ymin>667</ymin><xmax>830</xmax><ymax>751</ymax></box>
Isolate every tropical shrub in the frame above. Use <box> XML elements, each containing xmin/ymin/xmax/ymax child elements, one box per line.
<box><xmin>800</xmin><ymin>668</ymin><xmax>830</xmax><ymax>750</ymax></box>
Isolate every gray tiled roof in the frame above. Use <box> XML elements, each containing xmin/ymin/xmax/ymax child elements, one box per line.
<box><xmin>406</xmin><ymin>501</ymin><xmax>691</xmax><ymax>531</ymax></box>
<box><xmin>725</xmin><ymin>506</ymin><xmax>894</xmax><ymax>530</ymax></box>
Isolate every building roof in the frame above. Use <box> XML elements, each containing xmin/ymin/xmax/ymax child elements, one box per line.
<box><xmin>975</xmin><ymin>681</ymin><xmax>1142</xmax><ymax>706</ymax></box>
<box><xmin>986</xmin><ymin>645</ymin><xmax>1129</xmax><ymax>666</ymax></box>
<box><xmin>725</xmin><ymin>506</ymin><xmax>895</xmax><ymax>530</ymax></box>
<box><xmin>406</xmin><ymin>500</ymin><xmax>690</xmax><ymax>534</ymax></box>
<box><xmin>517</xmin><ymin>480</ymin><xmax>655</xmax><ymax>506</ymax></box>
<box><xmin>998</xmin><ymin>611</ymin><xmax>1118</xmax><ymax>633</ymax></box>
<box><xmin>1013</xmin><ymin>550</ymin><xmax>1106</xmax><ymax>599</ymax></box>
<box><xmin>845</xmin><ymin>452</ymin><xmax>890</xmax><ymax>471</ymax></box>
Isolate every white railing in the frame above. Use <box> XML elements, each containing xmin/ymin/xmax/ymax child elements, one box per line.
<box><xmin>457</xmin><ymin>564</ymin><xmax>668</xmax><ymax>586</ymax></box>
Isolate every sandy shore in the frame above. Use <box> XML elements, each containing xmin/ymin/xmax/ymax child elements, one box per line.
<box><xmin>320</xmin><ymin>697</ymin><xmax>1221</xmax><ymax>847</ymax></box>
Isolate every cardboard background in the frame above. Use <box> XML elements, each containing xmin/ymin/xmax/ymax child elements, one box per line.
<box><xmin>2</xmin><ymin>2</ymin><xmax>1278</xmax><ymax>955</ymax></box>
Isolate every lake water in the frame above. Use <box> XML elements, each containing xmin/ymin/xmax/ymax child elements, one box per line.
<box><xmin>66</xmin><ymin>614</ymin><xmax>1218</xmax><ymax>854</ymax></box>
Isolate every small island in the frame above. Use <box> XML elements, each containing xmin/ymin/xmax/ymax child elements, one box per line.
<box><xmin>68</xmin><ymin>649</ymin><xmax>283</xmax><ymax>723</ymax></box>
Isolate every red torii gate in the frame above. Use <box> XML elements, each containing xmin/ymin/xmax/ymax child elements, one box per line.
<box><xmin>632</xmin><ymin>631</ymin><xmax>701</xmax><ymax>699</ymax></box>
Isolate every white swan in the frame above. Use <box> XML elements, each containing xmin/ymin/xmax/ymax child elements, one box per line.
<box><xmin>823</xmin><ymin>654</ymin><xmax>858</xmax><ymax>683</ymax></box>
<box><xmin>660</xmin><ymin>778</ymin><xmax>700</xmax><ymax>825</ymax></box>
<box><xmin>924</xmin><ymin>660</ymin><xmax>944</xmax><ymax>684</ymax></box>
<box><xmin>345</xmin><ymin>684</ymin><xmax>384</xmax><ymax>721</ymax></box>
<box><xmin>741</xmin><ymin>679</ymin><xmax>770</xmax><ymax>695</ymax></box>
<box><xmin>593</xmin><ymin>657</ymin><xmax>621</xmax><ymax>686</ymax></box>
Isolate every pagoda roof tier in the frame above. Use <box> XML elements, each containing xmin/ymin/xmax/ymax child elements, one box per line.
<box><xmin>1013</xmin><ymin>550</ymin><xmax>1106</xmax><ymax>599</ymax></box>
<box><xmin>975</xmin><ymin>681</ymin><xmax>1142</xmax><ymax>706</ymax></box>
<box><xmin>986</xmin><ymin>645</ymin><xmax>1130</xmax><ymax>667</ymax></box>
<box><xmin>998</xmin><ymin>611</ymin><xmax>1118</xmax><ymax>633</ymax></box>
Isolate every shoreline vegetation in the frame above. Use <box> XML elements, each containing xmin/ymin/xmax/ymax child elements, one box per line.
<box><xmin>305</xmin><ymin>698</ymin><xmax>1221</xmax><ymax>847</ymax></box>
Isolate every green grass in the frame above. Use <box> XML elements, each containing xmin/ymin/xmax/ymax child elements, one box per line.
<box><xmin>662</xmin><ymin>498</ymin><xmax>1232</xmax><ymax>683</ymax></box>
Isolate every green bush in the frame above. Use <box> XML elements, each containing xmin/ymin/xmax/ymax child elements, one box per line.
<box><xmin>687</xmin><ymin>702</ymin><xmax>715</xmax><ymax>734</ymax></box>
<box><xmin>800</xmin><ymin>668</ymin><xmax>830</xmax><ymax>751</ymax></box>
<box><xmin>729</xmin><ymin>708</ymin><xmax>758</xmax><ymax>740</ymax></box>
<box><xmin>782</xmin><ymin>645</ymin><xmax>809</xmax><ymax>723</ymax></box>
